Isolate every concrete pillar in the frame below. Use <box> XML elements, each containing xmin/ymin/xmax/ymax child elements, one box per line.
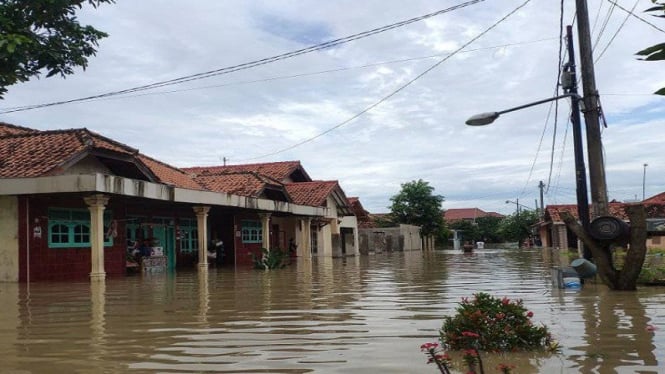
<box><xmin>193</xmin><ymin>206</ymin><xmax>210</xmax><ymax>269</ymax></box>
<box><xmin>259</xmin><ymin>213</ymin><xmax>271</xmax><ymax>251</ymax></box>
<box><xmin>84</xmin><ymin>194</ymin><xmax>109</xmax><ymax>281</ymax></box>
<box><xmin>299</xmin><ymin>218</ymin><xmax>312</xmax><ymax>259</ymax></box>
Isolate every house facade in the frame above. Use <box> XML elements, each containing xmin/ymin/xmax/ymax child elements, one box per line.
<box><xmin>538</xmin><ymin>197</ymin><xmax>665</xmax><ymax>250</ymax></box>
<box><xmin>0</xmin><ymin>124</ymin><xmax>357</xmax><ymax>283</ymax></box>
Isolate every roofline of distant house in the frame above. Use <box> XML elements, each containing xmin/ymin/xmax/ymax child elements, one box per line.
<box><xmin>0</xmin><ymin>173</ymin><xmax>331</xmax><ymax>217</ymax></box>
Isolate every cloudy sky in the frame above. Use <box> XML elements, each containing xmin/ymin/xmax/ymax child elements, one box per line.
<box><xmin>2</xmin><ymin>0</ymin><xmax>664</xmax><ymax>215</ymax></box>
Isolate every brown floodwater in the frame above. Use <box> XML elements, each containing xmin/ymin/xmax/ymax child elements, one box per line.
<box><xmin>0</xmin><ymin>248</ymin><xmax>663</xmax><ymax>373</ymax></box>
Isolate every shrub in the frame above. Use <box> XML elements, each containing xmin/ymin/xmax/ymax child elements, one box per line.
<box><xmin>440</xmin><ymin>292</ymin><xmax>553</xmax><ymax>352</ymax></box>
<box><xmin>251</xmin><ymin>248</ymin><xmax>288</xmax><ymax>270</ymax></box>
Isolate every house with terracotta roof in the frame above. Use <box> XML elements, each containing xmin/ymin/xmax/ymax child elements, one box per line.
<box><xmin>444</xmin><ymin>208</ymin><xmax>504</xmax><ymax>223</ymax></box>
<box><xmin>184</xmin><ymin>162</ymin><xmax>358</xmax><ymax>258</ymax></box>
<box><xmin>0</xmin><ymin>123</ymin><xmax>342</xmax><ymax>282</ymax></box>
<box><xmin>538</xmin><ymin>197</ymin><xmax>665</xmax><ymax>250</ymax></box>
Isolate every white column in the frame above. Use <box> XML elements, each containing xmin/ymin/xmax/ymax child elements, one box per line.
<box><xmin>84</xmin><ymin>194</ymin><xmax>109</xmax><ymax>281</ymax></box>
<box><xmin>193</xmin><ymin>206</ymin><xmax>210</xmax><ymax>269</ymax></box>
<box><xmin>259</xmin><ymin>213</ymin><xmax>271</xmax><ymax>251</ymax></box>
<box><xmin>301</xmin><ymin>218</ymin><xmax>312</xmax><ymax>259</ymax></box>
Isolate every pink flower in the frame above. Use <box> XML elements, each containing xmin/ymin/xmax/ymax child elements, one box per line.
<box><xmin>420</xmin><ymin>342</ymin><xmax>439</xmax><ymax>351</ymax></box>
<box><xmin>646</xmin><ymin>325</ymin><xmax>658</xmax><ymax>332</ymax></box>
<box><xmin>526</xmin><ymin>311</ymin><xmax>534</xmax><ymax>318</ymax></box>
<box><xmin>501</xmin><ymin>297</ymin><xmax>511</xmax><ymax>305</ymax></box>
<box><xmin>495</xmin><ymin>312</ymin><xmax>505</xmax><ymax>320</ymax></box>
<box><xmin>462</xmin><ymin>331</ymin><xmax>480</xmax><ymax>338</ymax></box>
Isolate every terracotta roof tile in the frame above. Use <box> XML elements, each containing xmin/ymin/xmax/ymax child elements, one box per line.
<box><xmin>544</xmin><ymin>201</ymin><xmax>665</xmax><ymax>222</ymax></box>
<box><xmin>0</xmin><ymin>122</ymin><xmax>38</xmax><ymax>136</ymax></box>
<box><xmin>444</xmin><ymin>208</ymin><xmax>503</xmax><ymax>221</ymax></box>
<box><xmin>285</xmin><ymin>181</ymin><xmax>338</xmax><ymax>207</ymax></box>
<box><xmin>0</xmin><ymin>128</ymin><xmax>138</xmax><ymax>178</ymax></box>
<box><xmin>194</xmin><ymin>171</ymin><xmax>285</xmax><ymax>198</ymax></box>
<box><xmin>184</xmin><ymin>161</ymin><xmax>310</xmax><ymax>182</ymax></box>
<box><xmin>137</xmin><ymin>154</ymin><xmax>203</xmax><ymax>190</ymax></box>
<box><xmin>644</xmin><ymin>192</ymin><xmax>665</xmax><ymax>204</ymax></box>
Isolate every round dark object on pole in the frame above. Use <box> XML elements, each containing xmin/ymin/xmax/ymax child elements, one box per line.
<box><xmin>590</xmin><ymin>216</ymin><xmax>630</xmax><ymax>242</ymax></box>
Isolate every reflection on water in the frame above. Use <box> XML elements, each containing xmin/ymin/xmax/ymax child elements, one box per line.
<box><xmin>0</xmin><ymin>249</ymin><xmax>664</xmax><ymax>373</ymax></box>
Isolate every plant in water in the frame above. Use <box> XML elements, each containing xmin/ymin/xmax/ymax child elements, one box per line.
<box><xmin>422</xmin><ymin>292</ymin><xmax>557</xmax><ymax>373</ymax></box>
<box><xmin>251</xmin><ymin>248</ymin><xmax>288</xmax><ymax>269</ymax></box>
<box><xmin>441</xmin><ymin>292</ymin><xmax>553</xmax><ymax>352</ymax></box>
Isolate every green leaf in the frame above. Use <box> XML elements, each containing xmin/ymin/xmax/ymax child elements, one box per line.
<box><xmin>655</xmin><ymin>87</ymin><xmax>665</xmax><ymax>95</ymax></box>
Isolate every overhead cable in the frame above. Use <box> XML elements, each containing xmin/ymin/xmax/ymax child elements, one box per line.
<box><xmin>1</xmin><ymin>0</ymin><xmax>486</xmax><ymax>114</ymax></box>
<box><xmin>240</xmin><ymin>0</ymin><xmax>534</xmax><ymax>161</ymax></box>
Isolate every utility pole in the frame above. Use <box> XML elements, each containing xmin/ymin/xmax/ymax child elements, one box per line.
<box><xmin>538</xmin><ymin>180</ymin><xmax>545</xmax><ymax>217</ymax></box>
<box><xmin>575</xmin><ymin>0</ymin><xmax>609</xmax><ymax>217</ymax></box>
<box><xmin>564</xmin><ymin>25</ymin><xmax>592</xmax><ymax>259</ymax></box>
<box><xmin>643</xmin><ymin>163</ymin><xmax>648</xmax><ymax>201</ymax></box>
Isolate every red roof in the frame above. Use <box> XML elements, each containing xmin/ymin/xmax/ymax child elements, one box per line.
<box><xmin>0</xmin><ymin>122</ymin><xmax>38</xmax><ymax>136</ymax></box>
<box><xmin>444</xmin><ymin>208</ymin><xmax>503</xmax><ymax>221</ymax></box>
<box><xmin>0</xmin><ymin>123</ymin><xmax>202</xmax><ymax>190</ymax></box>
<box><xmin>285</xmin><ymin>181</ymin><xmax>338</xmax><ymax>207</ymax></box>
<box><xmin>544</xmin><ymin>201</ymin><xmax>665</xmax><ymax>222</ymax></box>
<box><xmin>644</xmin><ymin>192</ymin><xmax>665</xmax><ymax>204</ymax></box>
<box><xmin>137</xmin><ymin>155</ymin><xmax>203</xmax><ymax>190</ymax></box>
<box><xmin>0</xmin><ymin>128</ymin><xmax>137</xmax><ymax>178</ymax></box>
<box><xmin>184</xmin><ymin>161</ymin><xmax>311</xmax><ymax>182</ymax></box>
<box><xmin>194</xmin><ymin>171</ymin><xmax>284</xmax><ymax>198</ymax></box>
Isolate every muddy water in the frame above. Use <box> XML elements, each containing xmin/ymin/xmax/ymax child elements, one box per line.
<box><xmin>0</xmin><ymin>249</ymin><xmax>663</xmax><ymax>373</ymax></box>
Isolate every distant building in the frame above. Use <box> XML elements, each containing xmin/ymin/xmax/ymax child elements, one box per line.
<box><xmin>444</xmin><ymin>208</ymin><xmax>504</xmax><ymax>223</ymax></box>
<box><xmin>538</xmin><ymin>195</ymin><xmax>665</xmax><ymax>250</ymax></box>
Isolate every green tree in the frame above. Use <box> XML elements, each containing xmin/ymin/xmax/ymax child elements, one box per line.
<box><xmin>0</xmin><ymin>0</ymin><xmax>113</xmax><ymax>98</ymax></box>
<box><xmin>389</xmin><ymin>179</ymin><xmax>445</xmax><ymax>237</ymax></box>
<box><xmin>475</xmin><ymin>216</ymin><xmax>504</xmax><ymax>243</ymax></box>
<box><xmin>637</xmin><ymin>0</ymin><xmax>665</xmax><ymax>95</ymax></box>
<box><xmin>446</xmin><ymin>220</ymin><xmax>480</xmax><ymax>243</ymax></box>
<box><xmin>498</xmin><ymin>210</ymin><xmax>539</xmax><ymax>248</ymax></box>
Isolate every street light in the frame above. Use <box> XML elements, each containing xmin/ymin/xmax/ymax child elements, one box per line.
<box><xmin>465</xmin><ymin>26</ymin><xmax>592</xmax><ymax>260</ymax></box>
<box><xmin>506</xmin><ymin>199</ymin><xmax>531</xmax><ymax>214</ymax></box>
<box><xmin>465</xmin><ymin>94</ymin><xmax>579</xmax><ymax>126</ymax></box>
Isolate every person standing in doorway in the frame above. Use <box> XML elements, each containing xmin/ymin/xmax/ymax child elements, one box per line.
<box><xmin>214</xmin><ymin>237</ymin><xmax>224</xmax><ymax>265</ymax></box>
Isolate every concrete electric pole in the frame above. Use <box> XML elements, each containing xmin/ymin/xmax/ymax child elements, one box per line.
<box><xmin>575</xmin><ymin>0</ymin><xmax>609</xmax><ymax>217</ymax></box>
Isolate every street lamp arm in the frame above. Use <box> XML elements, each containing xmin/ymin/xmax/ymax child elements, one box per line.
<box><xmin>465</xmin><ymin>93</ymin><xmax>580</xmax><ymax>126</ymax></box>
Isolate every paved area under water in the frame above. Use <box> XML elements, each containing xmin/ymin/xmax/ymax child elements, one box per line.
<box><xmin>0</xmin><ymin>248</ymin><xmax>663</xmax><ymax>373</ymax></box>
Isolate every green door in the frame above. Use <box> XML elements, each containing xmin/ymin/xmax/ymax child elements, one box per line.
<box><xmin>153</xmin><ymin>225</ymin><xmax>176</xmax><ymax>272</ymax></box>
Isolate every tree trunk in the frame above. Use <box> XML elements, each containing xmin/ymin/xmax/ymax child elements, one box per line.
<box><xmin>561</xmin><ymin>204</ymin><xmax>647</xmax><ymax>290</ymax></box>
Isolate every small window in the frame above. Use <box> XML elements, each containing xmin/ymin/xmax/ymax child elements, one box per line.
<box><xmin>48</xmin><ymin>208</ymin><xmax>113</xmax><ymax>249</ymax></box>
<box><xmin>73</xmin><ymin>224</ymin><xmax>90</xmax><ymax>243</ymax></box>
<box><xmin>51</xmin><ymin>224</ymin><xmax>69</xmax><ymax>244</ymax></box>
<box><xmin>241</xmin><ymin>220</ymin><xmax>262</xmax><ymax>243</ymax></box>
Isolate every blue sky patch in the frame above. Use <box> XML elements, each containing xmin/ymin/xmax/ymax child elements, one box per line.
<box><xmin>255</xmin><ymin>13</ymin><xmax>332</xmax><ymax>45</ymax></box>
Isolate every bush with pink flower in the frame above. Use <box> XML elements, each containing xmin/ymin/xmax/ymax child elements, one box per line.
<box><xmin>441</xmin><ymin>292</ymin><xmax>553</xmax><ymax>352</ymax></box>
<box><xmin>421</xmin><ymin>292</ymin><xmax>557</xmax><ymax>373</ymax></box>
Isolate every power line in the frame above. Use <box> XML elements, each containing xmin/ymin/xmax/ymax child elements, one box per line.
<box><xmin>0</xmin><ymin>0</ymin><xmax>486</xmax><ymax>115</ymax></box>
<box><xmin>606</xmin><ymin>0</ymin><xmax>665</xmax><ymax>33</ymax></box>
<box><xmin>3</xmin><ymin>38</ymin><xmax>556</xmax><ymax>107</ymax></box>
<box><xmin>239</xmin><ymin>0</ymin><xmax>534</xmax><ymax>161</ymax></box>
<box><xmin>595</xmin><ymin>0</ymin><xmax>641</xmax><ymax>62</ymax></box>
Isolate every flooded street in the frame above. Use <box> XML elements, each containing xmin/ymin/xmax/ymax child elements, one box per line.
<box><xmin>1</xmin><ymin>248</ymin><xmax>664</xmax><ymax>373</ymax></box>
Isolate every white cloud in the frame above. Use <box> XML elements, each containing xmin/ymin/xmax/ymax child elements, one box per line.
<box><xmin>2</xmin><ymin>0</ymin><xmax>665</xmax><ymax>216</ymax></box>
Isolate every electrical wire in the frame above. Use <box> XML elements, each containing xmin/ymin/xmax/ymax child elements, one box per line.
<box><xmin>606</xmin><ymin>0</ymin><xmax>665</xmax><ymax>33</ymax></box>
<box><xmin>592</xmin><ymin>0</ymin><xmax>617</xmax><ymax>53</ymax></box>
<box><xmin>595</xmin><ymin>0</ymin><xmax>641</xmax><ymax>62</ymax></box>
<box><xmin>2</xmin><ymin>38</ymin><xmax>556</xmax><ymax>107</ymax></box>
<box><xmin>0</xmin><ymin>0</ymin><xmax>486</xmax><ymax>115</ymax></box>
<box><xmin>545</xmin><ymin>0</ymin><xmax>567</xmax><ymax>195</ymax></box>
<box><xmin>238</xmin><ymin>0</ymin><xmax>534</xmax><ymax>161</ymax></box>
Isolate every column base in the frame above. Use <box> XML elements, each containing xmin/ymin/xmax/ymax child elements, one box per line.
<box><xmin>89</xmin><ymin>272</ymin><xmax>106</xmax><ymax>281</ymax></box>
